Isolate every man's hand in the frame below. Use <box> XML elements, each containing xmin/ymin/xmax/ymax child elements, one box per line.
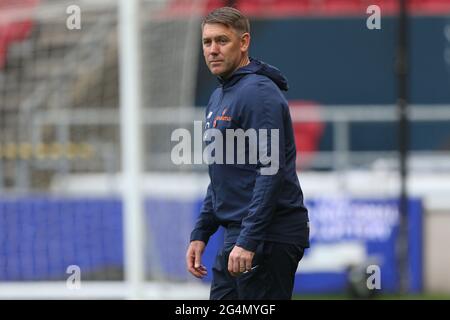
<box><xmin>228</xmin><ymin>245</ymin><xmax>255</xmax><ymax>277</ymax></box>
<box><xmin>186</xmin><ymin>240</ymin><xmax>208</xmax><ymax>279</ymax></box>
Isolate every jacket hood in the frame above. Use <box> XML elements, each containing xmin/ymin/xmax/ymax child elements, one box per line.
<box><xmin>218</xmin><ymin>57</ymin><xmax>289</xmax><ymax>91</ymax></box>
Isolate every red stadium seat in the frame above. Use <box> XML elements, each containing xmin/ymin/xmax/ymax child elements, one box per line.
<box><xmin>205</xmin><ymin>0</ymin><xmax>230</xmax><ymax>13</ymax></box>
<box><xmin>0</xmin><ymin>0</ymin><xmax>39</xmax><ymax>69</ymax></box>
<box><xmin>318</xmin><ymin>0</ymin><xmax>364</xmax><ymax>16</ymax></box>
<box><xmin>166</xmin><ymin>0</ymin><xmax>450</xmax><ymax>18</ymax></box>
<box><xmin>289</xmin><ymin>100</ymin><xmax>325</xmax><ymax>170</ymax></box>
<box><xmin>374</xmin><ymin>0</ymin><xmax>398</xmax><ymax>15</ymax></box>
<box><xmin>166</xmin><ymin>0</ymin><xmax>236</xmax><ymax>17</ymax></box>
<box><xmin>411</xmin><ymin>0</ymin><xmax>450</xmax><ymax>15</ymax></box>
<box><xmin>238</xmin><ymin>0</ymin><xmax>310</xmax><ymax>17</ymax></box>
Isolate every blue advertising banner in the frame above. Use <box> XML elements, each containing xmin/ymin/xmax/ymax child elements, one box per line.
<box><xmin>0</xmin><ymin>196</ymin><xmax>422</xmax><ymax>295</ymax></box>
<box><xmin>200</xmin><ymin>198</ymin><xmax>423</xmax><ymax>294</ymax></box>
<box><xmin>293</xmin><ymin>198</ymin><xmax>423</xmax><ymax>293</ymax></box>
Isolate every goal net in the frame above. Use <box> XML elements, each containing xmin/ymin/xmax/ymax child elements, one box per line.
<box><xmin>0</xmin><ymin>0</ymin><xmax>210</xmax><ymax>299</ymax></box>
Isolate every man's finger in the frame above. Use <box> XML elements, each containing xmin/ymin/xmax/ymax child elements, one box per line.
<box><xmin>186</xmin><ymin>242</ymin><xmax>207</xmax><ymax>278</ymax></box>
<box><xmin>194</xmin><ymin>249</ymin><xmax>202</xmax><ymax>269</ymax></box>
<box><xmin>188</xmin><ymin>267</ymin><xmax>202</xmax><ymax>278</ymax></box>
<box><xmin>245</xmin><ymin>257</ymin><xmax>252</xmax><ymax>271</ymax></box>
<box><xmin>228</xmin><ymin>253</ymin><xmax>235</xmax><ymax>275</ymax></box>
<box><xmin>239</xmin><ymin>257</ymin><xmax>246</xmax><ymax>272</ymax></box>
<box><xmin>196</xmin><ymin>265</ymin><xmax>208</xmax><ymax>276</ymax></box>
<box><xmin>233</xmin><ymin>255</ymin><xmax>240</xmax><ymax>274</ymax></box>
<box><xmin>228</xmin><ymin>254</ymin><xmax>233</xmax><ymax>272</ymax></box>
<box><xmin>186</xmin><ymin>250</ymin><xmax>194</xmax><ymax>268</ymax></box>
<box><xmin>188</xmin><ymin>263</ymin><xmax>207</xmax><ymax>278</ymax></box>
<box><xmin>187</xmin><ymin>253</ymin><xmax>201</xmax><ymax>278</ymax></box>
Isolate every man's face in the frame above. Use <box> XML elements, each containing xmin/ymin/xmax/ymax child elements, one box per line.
<box><xmin>202</xmin><ymin>23</ymin><xmax>249</xmax><ymax>79</ymax></box>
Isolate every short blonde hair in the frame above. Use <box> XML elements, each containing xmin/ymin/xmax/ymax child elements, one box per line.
<box><xmin>202</xmin><ymin>7</ymin><xmax>250</xmax><ymax>35</ymax></box>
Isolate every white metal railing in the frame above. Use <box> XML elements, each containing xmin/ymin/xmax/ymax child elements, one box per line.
<box><xmin>2</xmin><ymin>105</ymin><xmax>450</xmax><ymax>190</ymax></box>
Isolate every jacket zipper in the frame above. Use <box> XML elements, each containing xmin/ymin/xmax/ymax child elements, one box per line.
<box><xmin>209</xmin><ymin>86</ymin><xmax>225</xmax><ymax>208</ymax></box>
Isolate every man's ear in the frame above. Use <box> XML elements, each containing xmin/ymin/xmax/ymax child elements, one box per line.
<box><xmin>240</xmin><ymin>32</ymin><xmax>250</xmax><ymax>52</ymax></box>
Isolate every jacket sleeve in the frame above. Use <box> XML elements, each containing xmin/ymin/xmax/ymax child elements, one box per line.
<box><xmin>235</xmin><ymin>81</ymin><xmax>287</xmax><ymax>252</ymax></box>
<box><xmin>190</xmin><ymin>183</ymin><xmax>220</xmax><ymax>245</ymax></box>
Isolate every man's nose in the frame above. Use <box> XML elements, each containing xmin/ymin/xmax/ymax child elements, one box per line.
<box><xmin>210</xmin><ymin>41</ymin><xmax>220</xmax><ymax>54</ymax></box>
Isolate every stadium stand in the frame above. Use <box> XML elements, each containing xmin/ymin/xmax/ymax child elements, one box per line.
<box><xmin>0</xmin><ymin>0</ymin><xmax>119</xmax><ymax>190</ymax></box>
<box><xmin>1</xmin><ymin>0</ymin><xmax>450</xmax><ymax>297</ymax></box>
<box><xmin>0</xmin><ymin>0</ymin><xmax>38</xmax><ymax>69</ymax></box>
<box><xmin>168</xmin><ymin>0</ymin><xmax>450</xmax><ymax>16</ymax></box>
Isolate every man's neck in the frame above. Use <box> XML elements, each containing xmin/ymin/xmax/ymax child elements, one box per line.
<box><xmin>237</xmin><ymin>56</ymin><xmax>251</xmax><ymax>69</ymax></box>
<box><xmin>222</xmin><ymin>56</ymin><xmax>250</xmax><ymax>80</ymax></box>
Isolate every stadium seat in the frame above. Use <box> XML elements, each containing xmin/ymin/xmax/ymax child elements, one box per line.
<box><xmin>318</xmin><ymin>0</ymin><xmax>364</xmax><ymax>16</ymax></box>
<box><xmin>0</xmin><ymin>0</ymin><xmax>39</xmax><ymax>69</ymax></box>
<box><xmin>375</xmin><ymin>0</ymin><xmax>398</xmax><ymax>15</ymax></box>
<box><xmin>206</xmin><ymin>0</ymin><xmax>232</xmax><ymax>12</ymax></box>
<box><xmin>412</xmin><ymin>0</ymin><xmax>450</xmax><ymax>15</ymax></box>
<box><xmin>237</xmin><ymin>0</ymin><xmax>310</xmax><ymax>17</ymax></box>
<box><xmin>166</xmin><ymin>0</ymin><xmax>450</xmax><ymax>18</ymax></box>
<box><xmin>289</xmin><ymin>100</ymin><xmax>325</xmax><ymax>170</ymax></box>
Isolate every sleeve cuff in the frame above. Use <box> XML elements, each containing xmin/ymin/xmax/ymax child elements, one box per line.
<box><xmin>235</xmin><ymin>237</ymin><xmax>259</xmax><ymax>252</ymax></box>
<box><xmin>190</xmin><ymin>230</ymin><xmax>211</xmax><ymax>245</ymax></box>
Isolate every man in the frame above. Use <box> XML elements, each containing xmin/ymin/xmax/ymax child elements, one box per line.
<box><xmin>186</xmin><ymin>7</ymin><xmax>309</xmax><ymax>300</ymax></box>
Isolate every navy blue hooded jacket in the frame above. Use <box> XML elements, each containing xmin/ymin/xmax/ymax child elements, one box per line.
<box><xmin>190</xmin><ymin>58</ymin><xmax>309</xmax><ymax>252</ymax></box>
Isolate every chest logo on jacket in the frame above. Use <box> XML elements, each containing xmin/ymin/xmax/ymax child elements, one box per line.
<box><xmin>213</xmin><ymin>107</ymin><xmax>232</xmax><ymax>128</ymax></box>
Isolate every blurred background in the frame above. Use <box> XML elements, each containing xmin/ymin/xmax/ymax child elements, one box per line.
<box><xmin>0</xmin><ymin>0</ymin><xmax>450</xmax><ymax>299</ymax></box>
